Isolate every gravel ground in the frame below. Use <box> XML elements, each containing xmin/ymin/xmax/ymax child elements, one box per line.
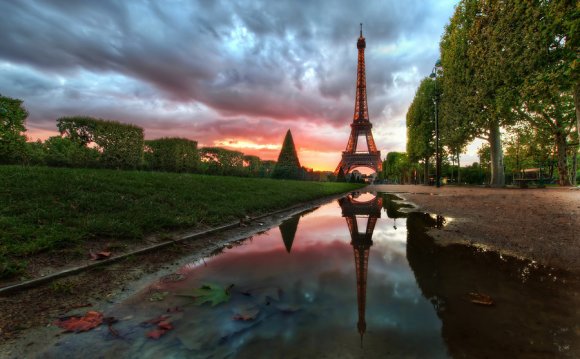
<box><xmin>370</xmin><ymin>184</ymin><xmax>580</xmax><ymax>274</ymax></box>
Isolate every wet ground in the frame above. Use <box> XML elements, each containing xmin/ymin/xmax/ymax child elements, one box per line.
<box><xmin>4</xmin><ymin>192</ymin><xmax>580</xmax><ymax>358</ymax></box>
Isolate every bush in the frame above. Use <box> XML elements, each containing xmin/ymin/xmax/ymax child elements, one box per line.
<box><xmin>144</xmin><ymin>137</ymin><xmax>199</xmax><ymax>172</ymax></box>
<box><xmin>22</xmin><ymin>140</ymin><xmax>47</xmax><ymax>165</ymax></box>
<box><xmin>199</xmin><ymin>147</ymin><xmax>245</xmax><ymax>176</ymax></box>
<box><xmin>44</xmin><ymin>136</ymin><xmax>100</xmax><ymax>167</ymax></box>
<box><xmin>57</xmin><ymin>116</ymin><xmax>144</xmax><ymax>169</ymax></box>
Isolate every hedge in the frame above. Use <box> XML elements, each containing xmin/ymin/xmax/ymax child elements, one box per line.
<box><xmin>57</xmin><ymin>116</ymin><xmax>144</xmax><ymax>169</ymax></box>
<box><xmin>144</xmin><ymin>137</ymin><xmax>199</xmax><ymax>172</ymax></box>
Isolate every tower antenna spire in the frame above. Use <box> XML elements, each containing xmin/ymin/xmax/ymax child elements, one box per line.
<box><xmin>360</xmin><ymin>23</ymin><xmax>363</xmax><ymax>37</ymax></box>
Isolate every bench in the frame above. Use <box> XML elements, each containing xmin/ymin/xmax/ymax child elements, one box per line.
<box><xmin>513</xmin><ymin>168</ymin><xmax>549</xmax><ymax>188</ymax></box>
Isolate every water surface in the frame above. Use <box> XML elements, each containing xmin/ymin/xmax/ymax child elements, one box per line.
<box><xmin>42</xmin><ymin>192</ymin><xmax>578</xmax><ymax>358</ymax></box>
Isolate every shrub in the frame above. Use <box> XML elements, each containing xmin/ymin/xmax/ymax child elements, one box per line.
<box><xmin>57</xmin><ymin>116</ymin><xmax>144</xmax><ymax>169</ymax></box>
<box><xmin>44</xmin><ymin>136</ymin><xmax>100</xmax><ymax>167</ymax></box>
<box><xmin>144</xmin><ymin>137</ymin><xmax>199</xmax><ymax>172</ymax></box>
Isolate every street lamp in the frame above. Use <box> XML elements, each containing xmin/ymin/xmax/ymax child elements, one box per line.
<box><xmin>430</xmin><ymin>60</ymin><xmax>442</xmax><ymax>188</ymax></box>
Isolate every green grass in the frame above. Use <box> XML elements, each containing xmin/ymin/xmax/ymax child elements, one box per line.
<box><xmin>0</xmin><ymin>165</ymin><xmax>364</xmax><ymax>278</ymax></box>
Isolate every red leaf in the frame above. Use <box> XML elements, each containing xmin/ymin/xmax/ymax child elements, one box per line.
<box><xmin>157</xmin><ymin>321</ymin><xmax>173</xmax><ymax>330</ymax></box>
<box><xmin>55</xmin><ymin>311</ymin><xmax>103</xmax><ymax>332</ymax></box>
<box><xmin>89</xmin><ymin>251</ymin><xmax>112</xmax><ymax>260</ymax></box>
<box><xmin>146</xmin><ymin>329</ymin><xmax>167</xmax><ymax>339</ymax></box>
<box><xmin>142</xmin><ymin>315</ymin><xmax>170</xmax><ymax>325</ymax></box>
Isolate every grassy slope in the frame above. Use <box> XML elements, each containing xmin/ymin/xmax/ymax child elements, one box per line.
<box><xmin>0</xmin><ymin>165</ymin><xmax>364</xmax><ymax>277</ymax></box>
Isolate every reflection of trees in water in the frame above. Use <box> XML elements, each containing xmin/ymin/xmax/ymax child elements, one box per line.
<box><xmin>406</xmin><ymin>212</ymin><xmax>579</xmax><ymax>358</ymax></box>
<box><xmin>279</xmin><ymin>215</ymin><xmax>300</xmax><ymax>253</ymax></box>
<box><xmin>277</xmin><ymin>207</ymin><xmax>319</xmax><ymax>253</ymax></box>
<box><xmin>381</xmin><ymin>193</ymin><xmax>408</xmax><ymax>219</ymax></box>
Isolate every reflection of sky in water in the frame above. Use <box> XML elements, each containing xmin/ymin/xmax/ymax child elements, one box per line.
<box><xmin>43</xmin><ymin>195</ymin><xmax>449</xmax><ymax>358</ymax></box>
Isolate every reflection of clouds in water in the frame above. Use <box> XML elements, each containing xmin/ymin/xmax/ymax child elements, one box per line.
<box><xmin>42</xmin><ymin>196</ymin><xmax>448</xmax><ymax>357</ymax></box>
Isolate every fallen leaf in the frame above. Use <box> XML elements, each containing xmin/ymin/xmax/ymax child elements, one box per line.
<box><xmin>178</xmin><ymin>283</ymin><xmax>233</xmax><ymax>307</ymax></box>
<box><xmin>158</xmin><ymin>321</ymin><xmax>173</xmax><ymax>331</ymax></box>
<box><xmin>232</xmin><ymin>307</ymin><xmax>260</xmax><ymax>321</ymax></box>
<box><xmin>149</xmin><ymin>291</ymin><xmax>169</xmax><ymax>302</ymax></box>
<box><xmin>142</xmin><ymin>315</ymin><xmax>170</xmax><ymax>326</ymax></box>
<box><xmin>146</xmin><ymin>329</ymin><xmax>167</xmax><ymax>339</ymax></box>
<box><xmin>55</xmin><ymin>311</ymin><xmax>103</xmax><ymax>333</ymax></box>
<box><xmin>89</xmin><ymin>251</ymin><xmax>111</xmax><ymax>261</ymax></box>
<box><xmin>469</xmin><ymin>292</ymin><xmax>494</xmax><ymax>306</ymax></box>
<box><xmin>145</xmin><ymin>319</ymin><xmax>174</xmax><ymax>339</ymax></box>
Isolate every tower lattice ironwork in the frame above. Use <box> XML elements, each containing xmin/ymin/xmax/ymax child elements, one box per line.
<box><xmin>338</xmin><ymin>193</ymin><xmax>382</xmax><ymax>345</ymax></box>
<box><xmin>335</xmin><ymin>24</ymin><xmax>382</xmax><ymax>176</ymax></box>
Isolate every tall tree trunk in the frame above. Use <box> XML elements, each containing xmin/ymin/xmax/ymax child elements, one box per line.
<box><xmin>574</xmin><ymin>83</ymin><xmax>580</xmax><ymax>142</ymax></box>
<box><xmin>571</xmin><ymin>147</ymin><xmax>578</xmax><ymax>186</ymax></box>
<box><xmin>423</xmin><ymin>157</ymin><xmax>429</xmax><ymax>185</ymax></box>
<box><xmin>457</xmin><ymin>152</ymin><xmax>461</xmax><ymax>185</ymax></box>
<box><xmin>555</xmin><ymin>130</ymin><xmax>571</xmax><ymax>186</ymax></box>
<box><xmin>489</xmin><ymin>120</ymin><xmax>505</xmax><ymax>186</ymax></box>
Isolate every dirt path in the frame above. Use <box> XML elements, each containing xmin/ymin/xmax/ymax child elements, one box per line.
<box><xmin>370</xmin><ymin>184</ymin><xmax>580</xmax><ymax>274</ymax></box>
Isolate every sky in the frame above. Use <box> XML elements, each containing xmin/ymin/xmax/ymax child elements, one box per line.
<box><xmin>0</xmin><ymin>0</ymin><xmax>466</xmax><ymax>171</ymax></box>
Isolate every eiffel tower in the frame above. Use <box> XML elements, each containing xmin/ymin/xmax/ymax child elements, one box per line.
<box><xmin>338</xmin><ymin>193</ymin><xmax>383</xmax><ymax>345</ymax></box>
<box><xmin>335</xmin><ymin>24</ymin><xmax>382</xmax><ymax>176</ymax></box>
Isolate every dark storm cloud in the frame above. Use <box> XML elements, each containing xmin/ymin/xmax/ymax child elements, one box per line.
<box><xmin>0</xmin><ymin>0</ymin><xmax>456</xmax><ymax>166</ymax></box>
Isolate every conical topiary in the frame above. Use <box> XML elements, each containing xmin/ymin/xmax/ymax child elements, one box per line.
<box><xmin>272</xmin><ymin>129</ymin><xmax>302</xmax><ymax>179</ymax></box>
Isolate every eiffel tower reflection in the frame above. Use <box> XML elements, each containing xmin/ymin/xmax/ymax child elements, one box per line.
<box><xmin>338</xmin><ymin>192</ymin><xmax>383</xmax><ymax>345</ymax></box>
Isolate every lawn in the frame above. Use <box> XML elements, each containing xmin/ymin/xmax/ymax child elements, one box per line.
<box><xmin>0</xmin><ymin>165</ymin><xmax>364</xmax><ymax>278</ymax></box>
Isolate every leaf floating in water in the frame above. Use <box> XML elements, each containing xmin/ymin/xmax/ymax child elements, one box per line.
<box><xmin>232</xmin><ymin>307</ymin><xmax>260</xmax><ymax>321</ymax></box>
<box><xmin>469</xmin><ymin>292</ymin><xmax>494</xmax><ymax>306</ymax></box>
<box><xmin>157</xmin><ymin>320</ymin><xmax>174</xmax><ymax>331</ymax></box>
<box><xmin>55</xmin><ymin>311</ymin><xmax>103</xmax><ymax>333</ymax></box>
<box><xmin>143</xmin><ymin>316</ymin><xmax>174</xmax><ymax>340</ymax></box>
<box><xmin>178</xmin><ymin>283</ymin><xmax>233</xmax><ymax>307</ymax></box>
<box><xmin>142</xmin><ymin>315</ymin><xmax>171</xmax><ymax>326</ymax></box>
<box><xmin>149</xmin><ymin>291</ymin><xmax>169</xmax><ymax>302</ymax></box>
<box><xmin>147</xmin><ymin>328</ymin><xmax>169</xmax><ymax>340</ymax></box>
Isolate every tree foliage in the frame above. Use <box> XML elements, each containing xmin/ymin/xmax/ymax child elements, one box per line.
<box><xmin>272</xmin><ymin>130</ymin><xmax>302</xmax><ymax>180</ymax></box>
<box><xmin>383</xmin><ymin>152</ymin><xmax>413</xmax><ymax>184</ymax></box>
<box><xmin>57</xmin><ymin>116</ymin><xmax>144</xmax><ymax>169</ymax></box>
<box><xmin>0</xmin><ymin>94</ymin><xmax>28</xmax><ymax>164</ymax></box>
<box><xmin>145</xmin><ymin>138</ymin><xmax>199</xmax><ymax>173</ymax></box>
<box><xmin>199</xmin><ymin>147</ymin><xmax>245</xmax><ymax>176</ymax></box>
<box><xmin>44</xmin><ymin>136</ymin><xmax>100</xmax><ymax>168</ymax></box>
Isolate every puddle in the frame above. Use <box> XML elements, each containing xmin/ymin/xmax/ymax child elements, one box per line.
<box><xmin>37</xmin><ymin>192</ymin><xmax>578</xmax><ymax>358</ymax></box>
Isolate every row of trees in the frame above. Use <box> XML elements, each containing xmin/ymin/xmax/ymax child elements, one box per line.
<box><xmin>0</xmin><ymin>95</ymin><xmax>335</xmax><ymax>181</ymax></box>
<box><xmin>407</xmin><ymin>0</ymin><xmax>578</xmax><ymax>186</ymax></box>
<box><xmin>380</xmin><ymin>151</ymin><xmax>487</xmax><ymax>185</ymax></box>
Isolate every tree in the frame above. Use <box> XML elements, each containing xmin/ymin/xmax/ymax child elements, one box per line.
<box><xmin>0</xmin><ymin>95</ymin><xmax>28</xmax><ymax>164</ymax></box>
<box><xmin>406</xmin><ymin>78</ymin><xmax>436</xmax><ymax>183</ymax></box>
<box><xmin>497</xmin><ymin>0</ymin><xmax>578</xmax><ymax>186</ymax></box>
<box><xmin>384</xmin><ymin>152</ymin><xmax>412</xmax><ymax>184</ymax></box>
<box><xmin>272</xmin><ymin>130</ymin><xmax>302</xmax><ymax>180</ymax></box>
<box><xmin>440</xmin><ymin>0</ymin><xmax>522</xmax><ymax>186</ymax></box>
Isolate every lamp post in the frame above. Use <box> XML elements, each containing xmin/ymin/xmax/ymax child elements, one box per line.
<box><xmin>430</xmin><ymin>60</ymin><xmax>442</xmax><ymax>188</ymax></box>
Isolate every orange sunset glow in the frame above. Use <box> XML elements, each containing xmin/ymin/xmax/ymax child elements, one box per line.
<box><xmin>2</xmin><ymin>1</ymin><xmax>460</xmax><ymax>171</ymax></box>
